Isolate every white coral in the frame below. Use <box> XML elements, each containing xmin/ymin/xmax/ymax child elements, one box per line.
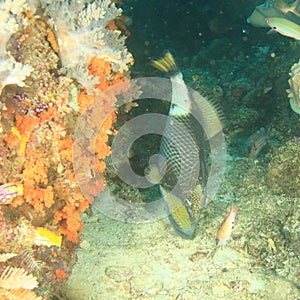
<box><xmin>0</xmin><ymin>0</ymin><xmax>42</xmax><ymax>55</ymax></box>
<box><xmin>41</xmin><ymin>0</ymin><xmax>133</xmax><ymax>90</ymax></box>
<box><xmin>0</xmin><ymin>0</ymin><xmax>28</xmax><ymax>15</ymax></box>
<box><xmin>0</xmin><ymin>0</ymin><xmax>36</xmax><ymax>94</ymax></box>
<box><xmin>0</xmin><ymin>56</ymin><xmax>34</xmax><ymax>94</ymax></box>
<box><xmin>0</xmin><ymin>7</ymin><xmax>18</xmax><ymax>56</ymax></box>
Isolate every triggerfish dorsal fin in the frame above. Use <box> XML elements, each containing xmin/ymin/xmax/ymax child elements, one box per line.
<box><xmin>151</xmin><ymin>51</ymin><xmax>178</xmax><ymax>74</ymax></box>
<box><xmin>191</xmin><ymin>90</ymin><xmax>224</xmax><ymax>139</ymax></box>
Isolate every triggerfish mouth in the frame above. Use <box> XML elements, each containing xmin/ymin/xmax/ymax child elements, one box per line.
<box><xmin>150</xmin><ymin>52</ymin><xmax>223</xmax><ymax>239</ymax></box>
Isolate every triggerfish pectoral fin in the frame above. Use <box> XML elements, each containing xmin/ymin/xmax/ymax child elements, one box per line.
<box><xmin>161</xmin><ymin>186</ymin><xmax>196</xmax><ymax>239</ymax></box>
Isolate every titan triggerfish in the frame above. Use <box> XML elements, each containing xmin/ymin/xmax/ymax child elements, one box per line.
<box><xmin>150</xmin><ymin>52</ymin><xmax>223</xmax><ymax>239</ymax></box>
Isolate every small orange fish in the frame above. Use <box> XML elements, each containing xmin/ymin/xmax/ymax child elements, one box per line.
<box><xmin>216</xmin><ymin>203</ymin><xmax>237</xmax><ymax>246</ymax></box>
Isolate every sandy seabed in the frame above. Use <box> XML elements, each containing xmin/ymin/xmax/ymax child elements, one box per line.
<box><xmin>66</xmin><ymin>159</ymin><xmax>300</xmax><ymax>300</ymax></box>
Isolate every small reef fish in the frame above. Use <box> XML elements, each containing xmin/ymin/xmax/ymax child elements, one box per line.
<box><xmin>0</xmin><ymin>183</ymin><xmax>23</xmax><ymax>204</ymax></box>
<box><xmin>266</xmin><ymin>17</ymin><xmax>300</xmax><ymax>40</ymax></box>
<box><xmin>34</xmin><ymin>227</ymin><xmax>62</xmax><ymax>247</ymax></box>
<box><xmin>273</xmin><ymin>0</ymin><xmax>300</xmax><ymax>16</ymax></box>
<box><xmin>216</xmin><ymin>203</ymin><xmax>237</xmax><ymax>246</ymax></box>
<box><xmin>151</xmin><ymin>52</ymin><xmax>222</xmax><ymax>239</ymax></box>
<box><xmin>246</xmin><ymin>127</ymin><xmax>268</xmax><ymax>158</ymax></box>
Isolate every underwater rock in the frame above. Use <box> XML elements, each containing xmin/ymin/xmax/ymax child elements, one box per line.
<box><xmin>228</xmin><ymin>78</ymin><xmax>254</xmax><ymax>103</ymax></box>
<box><xmin>227</xmin><ymin>106</ymin><xmax>260</xmax><ymax>134</ymax></box>
<box><xmin>191</xmin><ymin>38</ymin><xmax>233</xmax><ymax>68</ymax></box>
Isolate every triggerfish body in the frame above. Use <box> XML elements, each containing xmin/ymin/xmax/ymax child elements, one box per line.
<box><xmin>151</xmin><ymin>52</ymin><xmax>223</xmax><ymax>239</ymax></box>
<box><xmin>216</xmin><ymin>203</ymin><xmax>238</xmax><ymax>246</ymax></box>
<box><xmin>266</xmin><ymin>17</ymin><xmax>300</xmax><ymax>40</ymax></box>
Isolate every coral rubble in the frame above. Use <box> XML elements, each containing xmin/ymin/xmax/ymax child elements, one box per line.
<box><xmin>268</xmin><ymin>138</ymin><xmax>300</xmax><ymax>197</ymax></box>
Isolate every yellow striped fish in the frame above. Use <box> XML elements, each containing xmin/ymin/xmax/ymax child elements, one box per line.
<box><xmin>266</xmin><ymin>17</ymin><xmax>300</xmax><ymax>40</ymax></box>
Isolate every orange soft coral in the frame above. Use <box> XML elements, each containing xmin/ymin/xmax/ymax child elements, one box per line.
<box><xmin>4</xmin><ymin>127</ymin><xmax>30</xmax><ymax>154</ymax></box>
<box><xmin>16</xmin><ymin>114</ymin><xmax>40</xmax><ymax>136</ymax></box>
<box><xmin>22</xmin><ymin>184</ymin><xmax>54</xmax><ymax>211</ymax></box>
<box><xmin>55</xmin><ymin>269</ymin><xmax>67</xmax><ymax>279</ymax></box>
<box><xmin>39</xmin><ymin>106</ymin><xmax>56</xmax><ymax>123</ymax></box>
<box><xmin>8</xmin><ymin>147</ymin><xmax>54</xmax><ymax>211</ymax></box>
<box><xmin>88</xmin><ymin>57</ymin><xmax>112</xmax><ymax>79</ymax></box>
<box><xmin>88</xmin><ymin>57</ymin><xmax>129</xmax><ymax>92</ymax></box>
<box><xmin>94</xmin><ymin>112</ymin><xmax>117</xmax><ymax>161</ymax></box>
<box><xmin>106</xmin><ymin>19</ymin><xmax>118</xmax><ymax>31</ymax></box>
<box><xmin>22</xmin><ymin>150</ymin><xmax>48</xmax><ymax>185</ymax></box>
<box><xmin>4</xmin><ymin>133</ymin><xmax>19</xmax><ymax>149</ymax></box>
<box><xmin>76</xmin><ymin>90</ymin><xmax>95</xmax><ymax>114</ymax></box>
<box><xmin>62</xmin><ymin>62</ymin><xmax>121</xmax><ymax>241</ymax></box>
<box><xmin>53</xmin><ymin>204</ymin><xmax>82</xmax><ymax>242</ymax></box>
<box><xmin>58</xmin><ymin>138</ymin><xmax>73</xmax><ymax>162</ymax></box>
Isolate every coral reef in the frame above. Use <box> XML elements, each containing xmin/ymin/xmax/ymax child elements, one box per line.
<box><xmin>0</xmin><ymin>0</ymin><xmax>133</xmax><ymax>297</ymax></box>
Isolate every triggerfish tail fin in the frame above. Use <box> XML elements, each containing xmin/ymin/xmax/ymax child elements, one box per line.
<box><xmin>151</xmin><ymin>51</ymin><xmax>178</xmax><ymax>74</ymax></box>
<box><xmin>160</xmin><ymin>186</ymin><xmax>196</xmax><ymax>239</ymax></box>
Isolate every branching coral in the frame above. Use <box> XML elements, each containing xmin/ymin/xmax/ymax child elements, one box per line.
<box><xmin>0</xmin><ymin>59</ymin><xmax>34</xmax><ymax>94</ymax></box>
<box><xmin>41</xmin><ymin>0</ymin><xmax>133</xmax><ymax>91</ymax></box>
